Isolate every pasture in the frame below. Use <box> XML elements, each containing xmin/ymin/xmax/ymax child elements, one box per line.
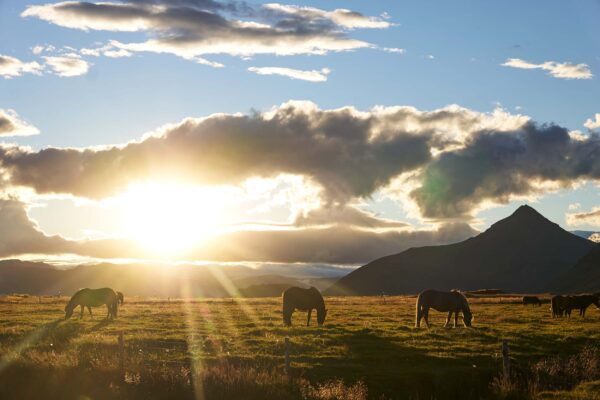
<box><xmin>1</xmin><ymin>294</ymin><xmax>599</xmax><ymax>399</ymax></box>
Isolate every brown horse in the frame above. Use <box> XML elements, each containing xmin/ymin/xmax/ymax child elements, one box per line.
<box><xmin>116</xmin><ymin>291</ymin><xmax>124</xmax><ymax>305</ymax></box>
<box><xmin>65</xmin><ymin>288</ymin><xmax>118</xmax><ymax>320</ymax></box>
<box><xmin>551</xmin><ymin>295</ymin><xmax>573</xmax><ymax>317</ymax></box>
<box><xmin>522</xmin><ymin>296</ymin><xmax>542</xmax><ymax>306</ymax></box>
<box><xmin>282</xmin><ymin>286</ymin><xmax>327</xmax><ymax>327</ymax></box>
<box><xmin>415</xmin><ymin>289</ymin><xmax>472</xmax><ymax>328</ymax></box>
<box><xmin>570</xmin><ymin>294</ymin><xmax>600</xmax><ymax>317</ymax></box>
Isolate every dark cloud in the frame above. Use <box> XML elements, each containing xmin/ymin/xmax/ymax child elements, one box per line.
<box><xmin>412</xmin><ymin>123</ymin><xmax>600</xmax><ymax>218</ymax></box>
<box><xmin>0</xmin><ymin>102</ymin><xmax>433</xmax><ymax>203</ymax></box>
<box><xmin>189</xmin><ymin>222</ymin><xmax>477</xmax><ymax>264</ymax></box>
<box><xmin>22</xmin><ymin>1</ymin><xmax>389</xmax><ymax>61</ymax></box>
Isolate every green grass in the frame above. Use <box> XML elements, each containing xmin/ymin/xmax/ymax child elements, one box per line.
<box><xmin>0</xmin><ymin>294</ymin><xmax>599</xmax><ymax>399</ymax></box>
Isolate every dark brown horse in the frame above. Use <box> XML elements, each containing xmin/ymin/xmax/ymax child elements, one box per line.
<box><xmin>282</xmin><ymin>286</ymin><xmax>327</xmax><ymax>327</ymax></box>
<box><xmin>415</xmin><ymin>289</ymin><xmax>472</xmax><ymax>328</ymax></box>
<box><xmin>522</xmin><ymin>296</ymin><xmax>542</xmax><ymax>306</ymax></box>
<box><xmin>570</xmin><ymin>294</ymin><xmax>600</xmax><ymax>317</ymax></box>
<box><xmin>551</xmin><ymin>295</ymin><xmax>573</xmax><ymax>317</ymax></box>
<box><xmin>65</xmin><ymin>288</ymin><xmax>118</xmax><ymax>320</ymax></box>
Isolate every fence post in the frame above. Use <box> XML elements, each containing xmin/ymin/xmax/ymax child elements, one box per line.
<box><xmin>284</xmin><ymin>337</ymin><xmax>291</xmax><ymax>377</ymax></box>
<box><xmin>501</xmin><ymin>340</ymin><xmax>510</xmax><ymax>380</ymax></box>
<box><xmin>118</xmin><ymin>331</ymin><xmax>125</xmax><ymax>382</ymax></box>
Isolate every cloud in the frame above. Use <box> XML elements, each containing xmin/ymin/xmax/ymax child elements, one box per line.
<box><xmin>0</xmin><ymin>109</ymin><xmax>40</xmax><ymax>137</ymax></box>
<box><xmin>0</xmin><ymin>196</ymin><xmax>477</xmax><ymax>264</ymax></box>
<box><xmin>0</xmin><ymin>54</ymin><xmax>43</xmax><ymax>78</ymax></box>
<box><xmin>584</xmin><ymin>113</ymin><xmax>600</xmax><ymax>130</ymax></box>
<box><xmin>383</xmin><ymin>47</ymin><xmax>405</xmax><ymax>54</ymax></box>
<box><xmin>187</xmin><ymin>222</ymin><xmax>477</xmax><ymax>264</ymax></box>
<box><xmin>411</xmin><ymin>123</ymin><xmax>600</xmax><ymax>218</ymax></box>
<box><xmin>248</xmin><ymin>66</ymin><xmax>331</xmax><ymax>82</ymax></box>
<box><xmin>262</xmin><ymin>3</ymin><xmax>391</xmax><ymax>29</ymax></box>
<box><xmin>566</xmin><ymin>207</ymin><xmax>600</xmax><ymax>227</ymax></box>
<box><xmin>293</xmin><ymin>205</ymin><xmax>408</xmax><ymax>229</ymax></box>
<box><xmin>81</xmin><ymin>41</ymin><xmax>132</xmax><ymax>58</ymax></box>
<box><xmin>43</xmin><ymin>54</ymin><xmax>90</xmax><ymax>77</ymax></box>
<box><xmin>0</xmin><ymin>197</ymin><xmax>75</xmax><ymax>257</ymax></box>
<box><xmin>22</xmin><ymin>1</ymin><xmax>389</xmax><ymax>63</ymax></box>
<box><xmin>502</xmin><ymin>58</ymin><xmax>593</xmax><ymax>80</ymax></box>
<box><xmin>0</xmin><ymin>101</ymin><xmax>533</xmax><ymax>210</ymax></box>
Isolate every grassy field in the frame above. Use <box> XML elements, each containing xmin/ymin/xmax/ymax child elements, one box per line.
<box><xmin>0</xmin><ymin>294</ymin><xmax>599</xmax><ymax>399</ymax></box>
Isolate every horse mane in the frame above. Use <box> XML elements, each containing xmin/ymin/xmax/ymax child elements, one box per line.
<box><xmin>67</xmin><ymin>288</ymin><xmax>89</xmax><ymax>307</ymax></box>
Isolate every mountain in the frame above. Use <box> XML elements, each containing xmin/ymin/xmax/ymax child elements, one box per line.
<box><xmin>0</xmin><ymin>260</ymin><xmax>348</xmax><ymax>297</ymax></box>
<box><xmin>571</xmin><ymin>230</ymin><xmax>600</xmax><ymax>243</ymax></box>
<box><xmin>327</xmin><ymin>205</ymin><xmax>596</xmax><ymax>295</ymax></box>
<box><xmin>546</xmin><ymin>244</ymin><xmax>600</xmax><ymax>293</ymax></box>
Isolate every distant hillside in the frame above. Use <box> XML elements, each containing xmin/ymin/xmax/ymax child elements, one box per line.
<box><xmin>327</xmin><ymin>205</ymin><xmax>595</xmax><ymax>295</ymax></box>
<box><xmin>546</xmin><ymin>244</ymin><xmax>600</xmax><ymax>293</ymax></box>
<box><xmin>239</xmin><ymin>283</ymin><xmax>295</xmax><ymax>297</ymax></box>
<box><xmin>571</xmin><ymin>230</ymin><xmax>600</xmax><ymax>243</ymax></box>
<box><xmin>0</xmin><ymin>260</ymin><xmax>347</xmax><ymax>297</ymax></box>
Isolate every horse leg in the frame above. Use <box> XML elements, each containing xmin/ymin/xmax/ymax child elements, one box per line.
<box><xmin>444</xmin><ymin>312</ymin><xmax>452</xmax><ymax>327</ymax></box>
<box><xmin>423</xmin><ymin>308</ymin><xmax>430</xmax><ymax>328</ymax></box>
<box><xmin>416</xmin><ymin>307</ymin><xmax>422</xmax><ymax>328</ymax></box>
<box><xmin>454</xmin><ymin>311</ymin><xmax>459</xmax><ymax>328</ymax></box>
<box><xmin>306</xmin><ymin>309</ymin><xmax>312</xmax><ymax>327</ymax></box>
<box><xmin>106</xmin><ymin>304</ymin><xmax>111</xmax><ymax>319</ymax></box>
<box><xmin>88</xmin><ymin>306</ymin><xmax>93</xmax><ymax>318</ymax></box>
<box><xmin>80</xmin><ymin>305</ymin><xmax>84</xmax><ymax>319</ymax></box>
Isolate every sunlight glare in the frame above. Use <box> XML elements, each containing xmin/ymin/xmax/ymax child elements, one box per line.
<box><xmin>121</xmin><ymin>183</ymin><xmax>224</xmax><ymax>256</ymax></box>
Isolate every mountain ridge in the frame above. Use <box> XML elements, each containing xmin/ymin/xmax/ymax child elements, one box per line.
<box><xmin>327</xmin><ymin>205</ymin><xmax>596</xmax><ymax>295</ymax></box>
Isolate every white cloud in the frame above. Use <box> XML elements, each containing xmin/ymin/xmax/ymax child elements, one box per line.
<box><xmin>567</xmin><ymin>207</ymin><xmax>600</xmax><ymax>227</ymax></box>
<box><xmin>568</xmin><ymin>202</ymin><xmax>581</xmax><ymax>211</ymax></box>
<box><xmin>0</xmin><ymin>109</ymin><xmax>40</xmax><ymax>137</ymax></box>
<box><xmin>502</xmin><ymin>58</ymin><xmax>593</xmax><ymax>80</ymax></box>
<box><xmin>584</xmin><ymin>113</ymin><xmax>600</xmax><ymax>130</ymax></box>
<box><xmin>0</xmin><ymin>54</ymin><xmax>43</xmax><ymax>78</ymax></box>
<box><xmin>248</xmin><ymin>66</ymin><xmax>331</xmax><ymax>82</ymax></box>
<box><xmin>383</xmin><ymin>47</ymin><xmax>405</xmax><ymax>54</ymax></box>
<box><xmin>263</xmin><ymin>4</ymin><xmax>392</xmax><ymax>29</ymax></box>
<box><xmin>43</xmin><ymin>54</ymin><xmax>90</xmax><ymax>77</ymax></box>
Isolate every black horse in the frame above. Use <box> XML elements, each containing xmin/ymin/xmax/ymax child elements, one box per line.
<box><xmin>65</xmin><ymin>288</ymin><xmax>118</xmax><ymax>320</ymax></box>
<box><xmin>415</xmin><ymin>289</ymin><xmax>473</xmax><ymax>328</ymax></box>
<box><xmin>282</xmin><ymin>286</ymin><xmax>327</xmax><ymax>327</ymax></box>
<box><xmin>522</xmin><ymin>295</ymin><xmax>542</xmax><ymax>306</ymax></box>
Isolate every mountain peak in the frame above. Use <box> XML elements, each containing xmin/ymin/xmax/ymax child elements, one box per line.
<box><xmin>512</xmin><ymin>204</ymin><xmax>543</xmax><ymax>218</ymax></box>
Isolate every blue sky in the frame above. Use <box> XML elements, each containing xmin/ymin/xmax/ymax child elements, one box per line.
<box><xmin>1</xmin><ymin>0</ymin><xmax>600</xmax><ymax>264</ymax></box>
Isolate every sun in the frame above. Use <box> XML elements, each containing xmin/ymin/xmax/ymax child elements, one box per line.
<box><xmin>120</xmin><ymin>182</ymin><xmax>224</xmax><ymax>256</ymax></box>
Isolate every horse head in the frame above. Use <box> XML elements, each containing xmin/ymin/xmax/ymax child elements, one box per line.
<box><xmin>64</xmin><ymin>303</ymin><xmax>74</xmax><ymax>320</ymax></box>
<box><xmin>317</xmin><ymin>308</ymin><xmax>328</xmax><ymax>326</ymax></box>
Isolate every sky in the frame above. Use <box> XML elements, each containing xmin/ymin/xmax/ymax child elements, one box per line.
<box><xmin>1</xmin><ymin>0</ymin><xmax>600</xmax><ymax>267</ymax></box>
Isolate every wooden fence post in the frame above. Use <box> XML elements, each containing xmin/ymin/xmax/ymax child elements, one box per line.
<box><xmin>284</xmin><ymin>337</ymin><xmax>291</xmax><ymax>377</ymax></box>
<box><xmin>118</xmin><ymin>331</ymin><xmax>125</xmax><ymax>382</ymax></box>
<box><xmin>502</xmin><ymin>340</ymin><xmax>510</xmax><ymax>379</ymax></box>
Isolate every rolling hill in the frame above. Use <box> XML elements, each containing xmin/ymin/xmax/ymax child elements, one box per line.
<box><xmin>327</xmin><ymin>205</ymin><xmax>596</xmax><ymax>295</ymax></box>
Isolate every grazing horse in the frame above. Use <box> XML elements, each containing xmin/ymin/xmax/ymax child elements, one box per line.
<box><xmin>415</xmin><ymin>289</ymin><xmax>473</xmax><ymax>328</ymax></box>
<box><xmin>65</xmin><ymin>288</ymin><xmax>118</xmax><ymax>320</ymax></box>
<box><xmin>282</xmin><ymin>286</ymin><xmax>327</xmax><ymax>327</ymax></box>
<box><xmin>570</xmin><ymin>294</ymin><xmax>600</xmax><ymax>318</ymax></box>
<box><xmin>522</xmin><ymin>296</ymin><xmax>542</xmax><ymax>306</ymax></box>
<box><xmin>551</xmin><ymin>295</ymin><xmax>573</xmax><ymax>317</ymax></box>
<box><xmin>116</xmin><ymin>291</ymin><xmax>124</xmax><ymax>305</ymax></box>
